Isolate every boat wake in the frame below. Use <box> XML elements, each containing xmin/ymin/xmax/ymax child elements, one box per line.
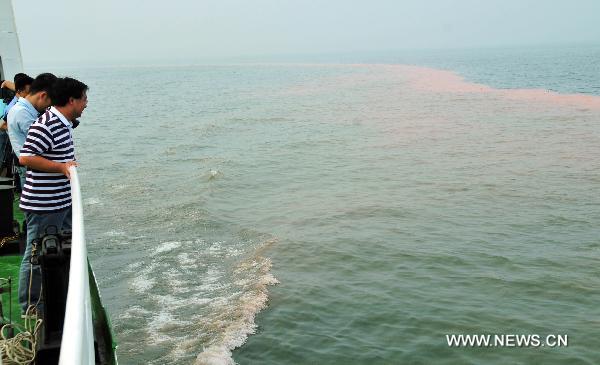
<box><xmin>195</xmin><ymin>253</ymin><xmax>279</xmax><ymax>365</ymax></box>
<box><xmin>119</xmin><ymin>237</ymin><xmax>278</xmax><ymax>365</ymax></box>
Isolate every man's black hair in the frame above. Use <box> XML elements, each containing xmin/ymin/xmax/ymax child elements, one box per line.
<box><xmin>29</xmin><ymin>73</ymin><xmax>57</xmax><ymax>95</ymax></box>
<box><xmin>14</xmin><ymin>73</ymin><xmax>34</xmax><ymax>93</ymax></box>
<box><xmin>51</xmin><ymin>77</ymin><xmax>88</xmax><ymax>107</ymax></box>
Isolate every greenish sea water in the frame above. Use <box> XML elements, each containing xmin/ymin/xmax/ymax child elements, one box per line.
<box><xmin>60</xmin><ymin>45</ymin><xmax>600</xmax><ymax>364</ymax></box>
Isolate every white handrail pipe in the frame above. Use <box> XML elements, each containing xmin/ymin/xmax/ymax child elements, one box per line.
<box><xmin>59</xmin><ymin>166</ymin><xmax>95</xmax><ymax>365</ymax></box>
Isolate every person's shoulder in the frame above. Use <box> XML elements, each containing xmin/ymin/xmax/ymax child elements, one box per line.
<box><xmin>38</xmin><ymin>110</ymin><xmax>61</xmax><ymax>127</ymax></box>
<box><xmin>7</xmin><ymin>103</ymin><xmax>27</xmax><ymax>122</ymax></box>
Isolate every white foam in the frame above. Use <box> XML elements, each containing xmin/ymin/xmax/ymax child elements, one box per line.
<box><xmin>208</xmin><ymin>169</ymin><xmax>223</xmax><ymax>181</ymax></box>
<box><xmin>153</xmin><ymin>241</ymin><xmax>182</xmax><ymax>255</ymax></box>
<box><xmin>126</xmin><ymin>261</ymin><xmax>143</xmax><ymax>272</ymax></box>
<box><xmin>119</xmin><ymin>305</ymin><xmax>151</xmax><ymax>320</ymax></box>
<box><xmin>104</xmin><ymin>230</ymin><xmax>125</xmax><ymax>237</ymax></box>
<box><xmin>177</xmin><ymin>252</ymin><xmax>197</xmax><ymax>269</ymax></box>
<box><xmin>84</xmin><ymin>197</ymin><xmax>101</xmax><ymax>205</ymax></box>
<box><xmin>209</xmin><ymin>241</ymin><xmax>224</xmax><ymax>253</ymax></box>
<box><xmin>130</xmin><ymin>262</ymin><xmax>157</xmax><ymax>293</ymax></box>
<box><xmin>205</xmin><ymin>267</ymin><xmax>223</xmax><ymax>282</ymax></box>
<box><xmin>122</xmin><ymin>237</ymin><xmax>279</xmax><ymax>365</ymax></box>
<box><xmin>195</xmin><ymin>346</ymin><xmax>235</xmax><ymax>365</ymax></box>
<box><xmin>226</xmin><ymin>247</ymin><xmax>243</xmax><ymax>257</ymax></box>
<box><xmin>195</xmin><ymin>255</ymin><xmax>279</xmax><ymax>365</ymax></box>
<box><xmin>146</xmin><ymin>311</ymin><xmax>186</xmax><ymax>344</ymax></box>
<box><xmin>130</xmin><ymin>276</ymin><xmax>156</xmax><ymax>293</ymax></box>
<box><xmin>110</xmin><ymin>184</ymin><xmax>127</xmax><ymax>190</ymax></box>
<box><xmin>198</xmin><ymin>282</ymin><xmax>230</xmax><ymax>293</ymax></box>
<box><xmin>164</xmin><ymin>268</ymin><xmax>197</xmax><ymax>295</ymax></box>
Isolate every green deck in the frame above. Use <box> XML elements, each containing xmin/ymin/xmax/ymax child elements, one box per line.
<box><xmin>0</xmin><ymin>195</ymin><xmax>25</xmax><ymax>326</ymax></box>
<box><xmin>0</xmin><ymin>254</ymin><xmax>21</xmax><ymax>325</ymax></box>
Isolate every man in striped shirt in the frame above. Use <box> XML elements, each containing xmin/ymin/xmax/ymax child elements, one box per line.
<box><xmin>17</xmin><ymin>77</ymin><xmax>88</xmax><ymax>313</ymax></box>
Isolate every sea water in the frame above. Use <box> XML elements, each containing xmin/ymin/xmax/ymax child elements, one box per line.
<box><xmin>62</xmin><ymin>44</ymin><xmax>600</xmax><ymax>364</ymax></box>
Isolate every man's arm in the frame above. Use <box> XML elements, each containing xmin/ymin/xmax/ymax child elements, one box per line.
<box><xmin>0</xmin><ymin>80</ymin><xmax>15</xmax><ymax>91</ymax></box>
<box><xmin>19</xmin><ymin>155</ymin><xmax>78</xmax><ymax>179</ymax></box>
<box><xmin>19</xmin><ymin>121</ymin><xmax>79</xmax><ymax>179</ymax></box>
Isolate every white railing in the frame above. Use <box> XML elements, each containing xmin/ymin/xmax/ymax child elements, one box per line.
<box><xmin>58</xmin><ymin>166</ymin><xmax>95</xmax><ymax>365</ymax></box>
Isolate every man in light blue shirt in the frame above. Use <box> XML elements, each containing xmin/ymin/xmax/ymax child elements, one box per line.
<box><xmin>1</xmin><ymin>74</ymin><xmax>33</xmax><ymax>171</ymax></box>
<box><xmin>1</xmin><ymin>75</ymin><xmax>31</xmax><ymax>120</ymax></box>
<box><xmin>7</xmin><ymin>73</ymin><xmax>56</xmax><ymax>188</ymax></box>
<box><xmin>3</xmin><ymin>94</ymin><xmax>19</xmax><ymax>119</ymax></box>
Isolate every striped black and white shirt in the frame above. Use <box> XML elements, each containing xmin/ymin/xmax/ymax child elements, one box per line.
<box><xmin>20</xmin><ymin>107</ymin><xmax>75</xmax><ymax>213</ymax></box>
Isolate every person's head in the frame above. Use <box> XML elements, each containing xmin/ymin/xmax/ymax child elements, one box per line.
<box><xmin>14</xmin><ymin>73</ymin><xmax>33</xmax><ymax>97</ymax></box>
<box><xmin>27</xmin><ymin>73</ymin><xmax>57</xmax><ymax>112</ymax></box>
<box><xmin>52</xmin><ymin>77</ymin><xmax>88</xmax><ymax>121</ymax></box>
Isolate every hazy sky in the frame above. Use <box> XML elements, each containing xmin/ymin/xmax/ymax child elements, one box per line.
<box><xmin>12</xmin><ymin>0</ymin><xmax>600</xmax><ymax>68</ymax></box>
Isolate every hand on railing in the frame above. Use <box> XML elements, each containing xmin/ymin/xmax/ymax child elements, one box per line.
<box><xmin>63</xmin><ymin>162</ymin><xmax>79</xmax><ymax>179</ymax></box>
